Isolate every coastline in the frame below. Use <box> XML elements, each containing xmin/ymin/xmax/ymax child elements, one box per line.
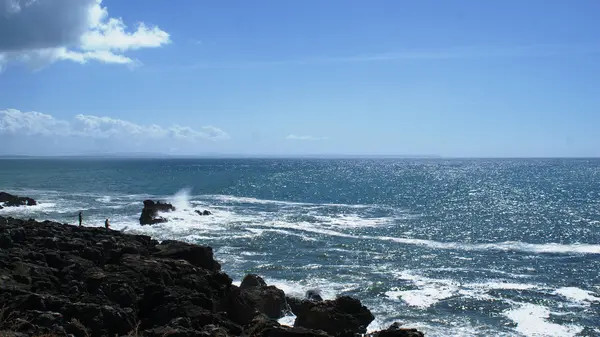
<box><xmin>0</xmin><ymin>215</ymin><xmax>424</xmax><ymax>337</ymax></box>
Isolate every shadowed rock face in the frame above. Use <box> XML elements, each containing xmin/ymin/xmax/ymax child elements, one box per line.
<box><xmin>0</xmin><ymin>192</ymin><xmax>37</xmax><ymax>207</ymax></box>
<box><xmin>292</xmin><ymin>296</ymin><xmax>375</xmax><ymax>337</ymax></box>
<box><xmin>0</xmin><ymin>216</ymin><xmax>424</xmax><ymax>337</ymax></box>
<box><xmin>139</xmin><ymin>200</ymin><xmax>175</xmax><ymax>225</ymax></box>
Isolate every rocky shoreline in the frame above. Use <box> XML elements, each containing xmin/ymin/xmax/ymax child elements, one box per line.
<box><xmin>0</xmin><ymin>213</ymin><xmax>424</xmax><ymax>337</ymax></box>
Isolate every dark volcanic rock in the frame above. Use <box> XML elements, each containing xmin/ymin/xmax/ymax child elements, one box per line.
<box><xmin>195</xmin><ymin>209</ymin><xmax>213</xmax><ymax>216</ymax></box>
<box><xmin>368</xmin><ymin>323</ymin><xmax>425</xmax><ymax>337</ymax></box>
<box><xmin>293</xmin><ymin>296</ymin><xmax>375</xmax><ymax>337</ymax></box>
<box><xmin>0</xmin><ymin>192</ymin><xmax>37</xmax><ymax>207</ymax></box>
<box><xmin>0</xmin><ymin>215</ymin><xmax>423</xmax><ymax>337</ymax></box>
<box><xmin>237</xmin><ymin>274</ymin><xmax>287</xmax><ymax>319</ymax></box>
<box><xmin>154</xmin><ymin>240</ymin><xmax>221</xmax><ymax>271</ymax></box>
<box><xmin>243</xmin><ymin>315</ymin><xmax>330</xmax><ymax>337</ymax></box>
<box><xmin>240</xmin><ymin>274</ymin><xmax>267</xmax><ymax>289</ymax></box>
<box><xmin>305</xmin><ymin>289</ymin><xmax>323</xmax><ymax>302</ymax></box>
<box><xmin>139</xmin><ymin>200</ymin><xmax>175</xmax><ymax>225</ymax></box>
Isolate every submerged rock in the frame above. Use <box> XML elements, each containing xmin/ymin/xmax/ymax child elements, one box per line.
<box><xmin>0</xmin><ymin>192</ymin><xmax>37</xmax><ymax>207</ymax></box>
<box><xmin>195</xmin><ymin>209</ymin><xmax>212</xmax><ymax>216</ymax></box>
<box><xmin>139</xmin><ymin>200</ymin><xmax>175</xmax><ymax>225</ymax></box>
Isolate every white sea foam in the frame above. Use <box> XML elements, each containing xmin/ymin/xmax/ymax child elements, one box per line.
<box><xmin>204</xmin><ymin>194</ymin><xmax>377</xmax><ymax>209</ymax></box>
<box><xmin>245</xmin><ymin>228</ymin><xmax>317</xmax><ymax>241</ymax></box>
<box><xmin>468</xmin><ymin>281</ymin><xmax>539</xmax><ymax>291</ymax></box>
<box><xmin>376</xmin><ymin>236</ymin><xmax>600</xmax><ymax>255</ymax></box>
<box><xmin>387</xmin><ymin>270</ymin><xmax>544</xmax><ymax>308</ymax></box>
<box><xmin>386</xmin><ymin>271</ymin><xmax>460</xmax><ymax>308</ymax></box>
<box><xmin>503</xmin><ymin>303</ymin><xmax>583</xmax><ymax>337</ymax></box>
<box><xmin>0</xmin><ymin>202</ymin><xmax>58</xmax><ymax>214</ymax></box>
<box><xmin>312</xmin><ymin>213</ymin><xmax>392</xmax><ymax>228</ymax></box>
<box><xmin>278</xmin><ymin>315</ymin><xmax>296</xmax><ymax>327</ymax></box>
<box><xmin>260</xmin><ymin>277</ymin><xmax>360</xmax><ymax>301</ymax></box>
<box><xmin>553</xmin><ymin>287</ymin><xmax>600</xmax><ymax>304</ymax></box>
<box><xmin>96</xmin><ymin>196</ymin><xmax>112</xmax><ymax>203</ymax></box>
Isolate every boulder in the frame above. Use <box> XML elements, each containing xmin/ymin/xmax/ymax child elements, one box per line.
<box><xmin>195</xmin><ymin>210</ymin><xmax>212</xmax><ymax>216</ymax></box>
<box><xmin>305</xmin><ymin>289</ymin><xmax>323</xmax><ymax>302</ymax></box>
<box><xmin>223</xmin><ymin>275</ymin><xmax>287</xmax><ymax>325</ymax></box>
<box><xmin>240</xmin><ymin>274</ymin><xmax>267</xmax><ymax>289</ymax></box>
<box><xmin>293</xmin><ymin>296</ymin><xmax>374</xmax><ymax>337</ymax></box>
<box><xmin>239</xmin><ymin>274</ymin><xmax>287</xmax><ymax>319</ymax></box>
<box><xmin>0</xmin><ymin>192</ymin><xmax>37</xmax><ymax>207</ymax></box>
<box><xmin>286</xmin><ymin>290</ymin><xmax>322</xmax><ymax>317</ymax></box>
<box><xmin>140</xmin><ymin>200</ymin><xmax>175</xmax><ymax>225</ymax></box>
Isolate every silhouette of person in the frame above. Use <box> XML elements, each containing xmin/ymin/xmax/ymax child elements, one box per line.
<box><xmin>105</xmin><ymin>218</ymin><xmax>110</xmax><ymax>231</ymax></box>
<box><xmin>78</xmin><ymin>212</ymin><xmax>83</xmax><ymax>227</ymax></box>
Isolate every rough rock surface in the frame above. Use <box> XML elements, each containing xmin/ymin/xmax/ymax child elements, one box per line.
<box><xmin>0</xmin><ymin>216</ymin><xmax>424</xmax><ymax>337</ymax></box>
<box><xmin>0</xmin><ymin>192</ymin><xmax>37</xmax><ymax>207</ymax></box>
<box><xmin>369</xmin><ymin>323</ymin><xmax>425</xmax><ymax>337</ymax></box>
<box><xmin>291</xmin><ymin>296</ymin><xmax>375</xmax><ymax>336</ymax></box>
<box><xmin>139</xmin><ymin>200</ymin><xmax>175</xmax><ymax>225</ymax></box>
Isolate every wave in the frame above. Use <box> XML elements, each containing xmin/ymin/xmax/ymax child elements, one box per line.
<box><xmin>553</xmin><ymin>287</ymin><xmax>600</xmax><ymax>304</ymax></box>
<box><xmin>95</xmin><ymin>196</ymin><xmax>112</xmax><ymax>203</ymax></box>
<box><xmin>376</xmin><ymin>236</ymin><xmax>600</xmax><ymax>255</ymax></box>
<box><xmin>253</xmin><ymin>221</ymin><xmax>600</xmax><ymax>255</ymax></box>
<box><xmin>203</xmin><ymin>194</ymin><xmax>379</xmax><ymax>209</ymax></box>
<box><xmin>4</xmin><ymin>189</ymin><xmax>599</xmax><ymax>257</ymax></box>
<box><xmin>503</xmin><ymin>302</ymin><xmax>583</xmax><ymax>337</ymax></box>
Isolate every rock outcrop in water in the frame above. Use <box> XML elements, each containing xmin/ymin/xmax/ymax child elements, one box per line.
<box><xmin>0</xmin><ymin>215</ymin><xmax>424</xmax><ymax>337</ymax></box>
<box><xmin>195</xmin><ymin>209</ymin><xmax>212</xmax><ymax>216</ymax></box>
<box><xmin>0</xmin><ymin>192</ymin><xmax>37</xmax><ymax>207</ymax></box>
<box><xmin>139</xmin><ymin>200</ymin><xmax>175</xmax><ymax>225</ymax></box>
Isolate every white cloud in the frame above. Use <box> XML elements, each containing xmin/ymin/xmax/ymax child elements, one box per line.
<box><xmin>286</xmin><ymin>134</ymin><xmax>328</xmax><ymax>141</ymax></box>
<box><xmin>0</xmin><ymin>0</ymin><xmax>170</xmax><ymax>70</ymax></box>
<box><xmin>0</xmin><ymin>109</ymin><xmax>229</xmax><ymax>142</ymax></box>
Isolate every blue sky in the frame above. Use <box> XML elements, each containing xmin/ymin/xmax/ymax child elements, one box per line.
<box><xmin>1</xmin><ymin>0</ymin><xmax>599</xmax><ymax>157</ymax></box>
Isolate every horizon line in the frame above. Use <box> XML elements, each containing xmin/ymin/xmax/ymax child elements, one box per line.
<box><xmin>1</xmin><ymin>154</ymin><xmax>599</xmax><ymax>160</ymax></box>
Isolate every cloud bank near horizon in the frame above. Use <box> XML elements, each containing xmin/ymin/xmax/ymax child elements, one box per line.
<box><xmin>0</xmin><ymin>109</ymin><xmax>230</xmax><ymax>145</ymax></box>
<box><xmin>0</xmin><ymin>0</ymin><xmax>170</xmax><ymax>71</ymax></box>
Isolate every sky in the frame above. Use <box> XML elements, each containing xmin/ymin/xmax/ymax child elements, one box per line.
<box><xmin>0</xmin><ymin>0</ymin><xmax>599</xmax><ymax>157</ymax></box>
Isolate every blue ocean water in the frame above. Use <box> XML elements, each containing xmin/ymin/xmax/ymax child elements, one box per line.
<box><xmin>1</xmin><ymin>158</ymin><xmax>599</xmax><ymax>336</ymax></box>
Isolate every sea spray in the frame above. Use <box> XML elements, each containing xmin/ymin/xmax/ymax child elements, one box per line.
<box><xmin>170</xmin><ymin>188</ymin><xmax>193</xmax><ymax>210</ymax></box>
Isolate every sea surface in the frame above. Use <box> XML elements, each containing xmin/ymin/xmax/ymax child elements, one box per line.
<box><xmin>1</xmin><ymin>158</ymin><xmax>599</xmax><ymax>336</ymax></box>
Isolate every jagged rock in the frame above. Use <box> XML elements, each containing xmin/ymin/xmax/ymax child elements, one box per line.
<box><xmin>139</xmin><ymin>200</ymin><xmax>175</xmax><ymax>225</ymax></box>
<box><xmin>240</xmin><ymin>274</ymin><xmax>267</xmax><ymax>289</ymax></box>
<box><xmin>286</xmin><ymin>296</ymin><xmax>303</xmax><ymax>316</ymax></box>
<box><xmin>0</xmin><ymin>192</ymin><xmax>37</xmax><ymax>207</ymax></box>
<box><xmin>0</xmin><ymin>215</ymin><xmax>423</xmax><ymax>337</ymax></box>
<box><xmin>368</xmin><ymin>322</ymin><xmax>424</xmax><ymax>337</ymax></box>
<box><xmin>244</xmin><ymin>316</ymin><xmax>331</xmax><ymax>337</ymax></box>
<box><xmin>238</xmin><ymin>274</ymin><xmax>287</xmax><ymax>319</ymax></box>
<box><xmin>154</xmin><ymin>240</ymin><xmax>221</xmax><ymax>271</ymax></box>
<box><xmin>293</xmin><ymin>296</ymin><xmax>374</xmax><ymax>337</ymax></box>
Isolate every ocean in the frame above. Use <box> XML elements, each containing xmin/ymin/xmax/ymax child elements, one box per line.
<box><xmin>1</xmin><ymin>158</ymin><xmax>599</xmax><ymax>336</ymax></box>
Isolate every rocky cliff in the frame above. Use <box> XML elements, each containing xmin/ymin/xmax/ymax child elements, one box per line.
<box><xmin>0</xmin><ymin>216</ymin><xmax>424</xmax><ymax>337</ymax></box>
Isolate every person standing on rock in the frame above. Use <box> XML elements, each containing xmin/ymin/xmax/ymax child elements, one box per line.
<box><xmin>105</xmin><ymin>218</ymin><xmax>110</xmax><ymax>231</ymax></box>
<box><xmin>78</xmin><ymin>212</ymin><xmax>83</xmax><ymax>227</ymax></box>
